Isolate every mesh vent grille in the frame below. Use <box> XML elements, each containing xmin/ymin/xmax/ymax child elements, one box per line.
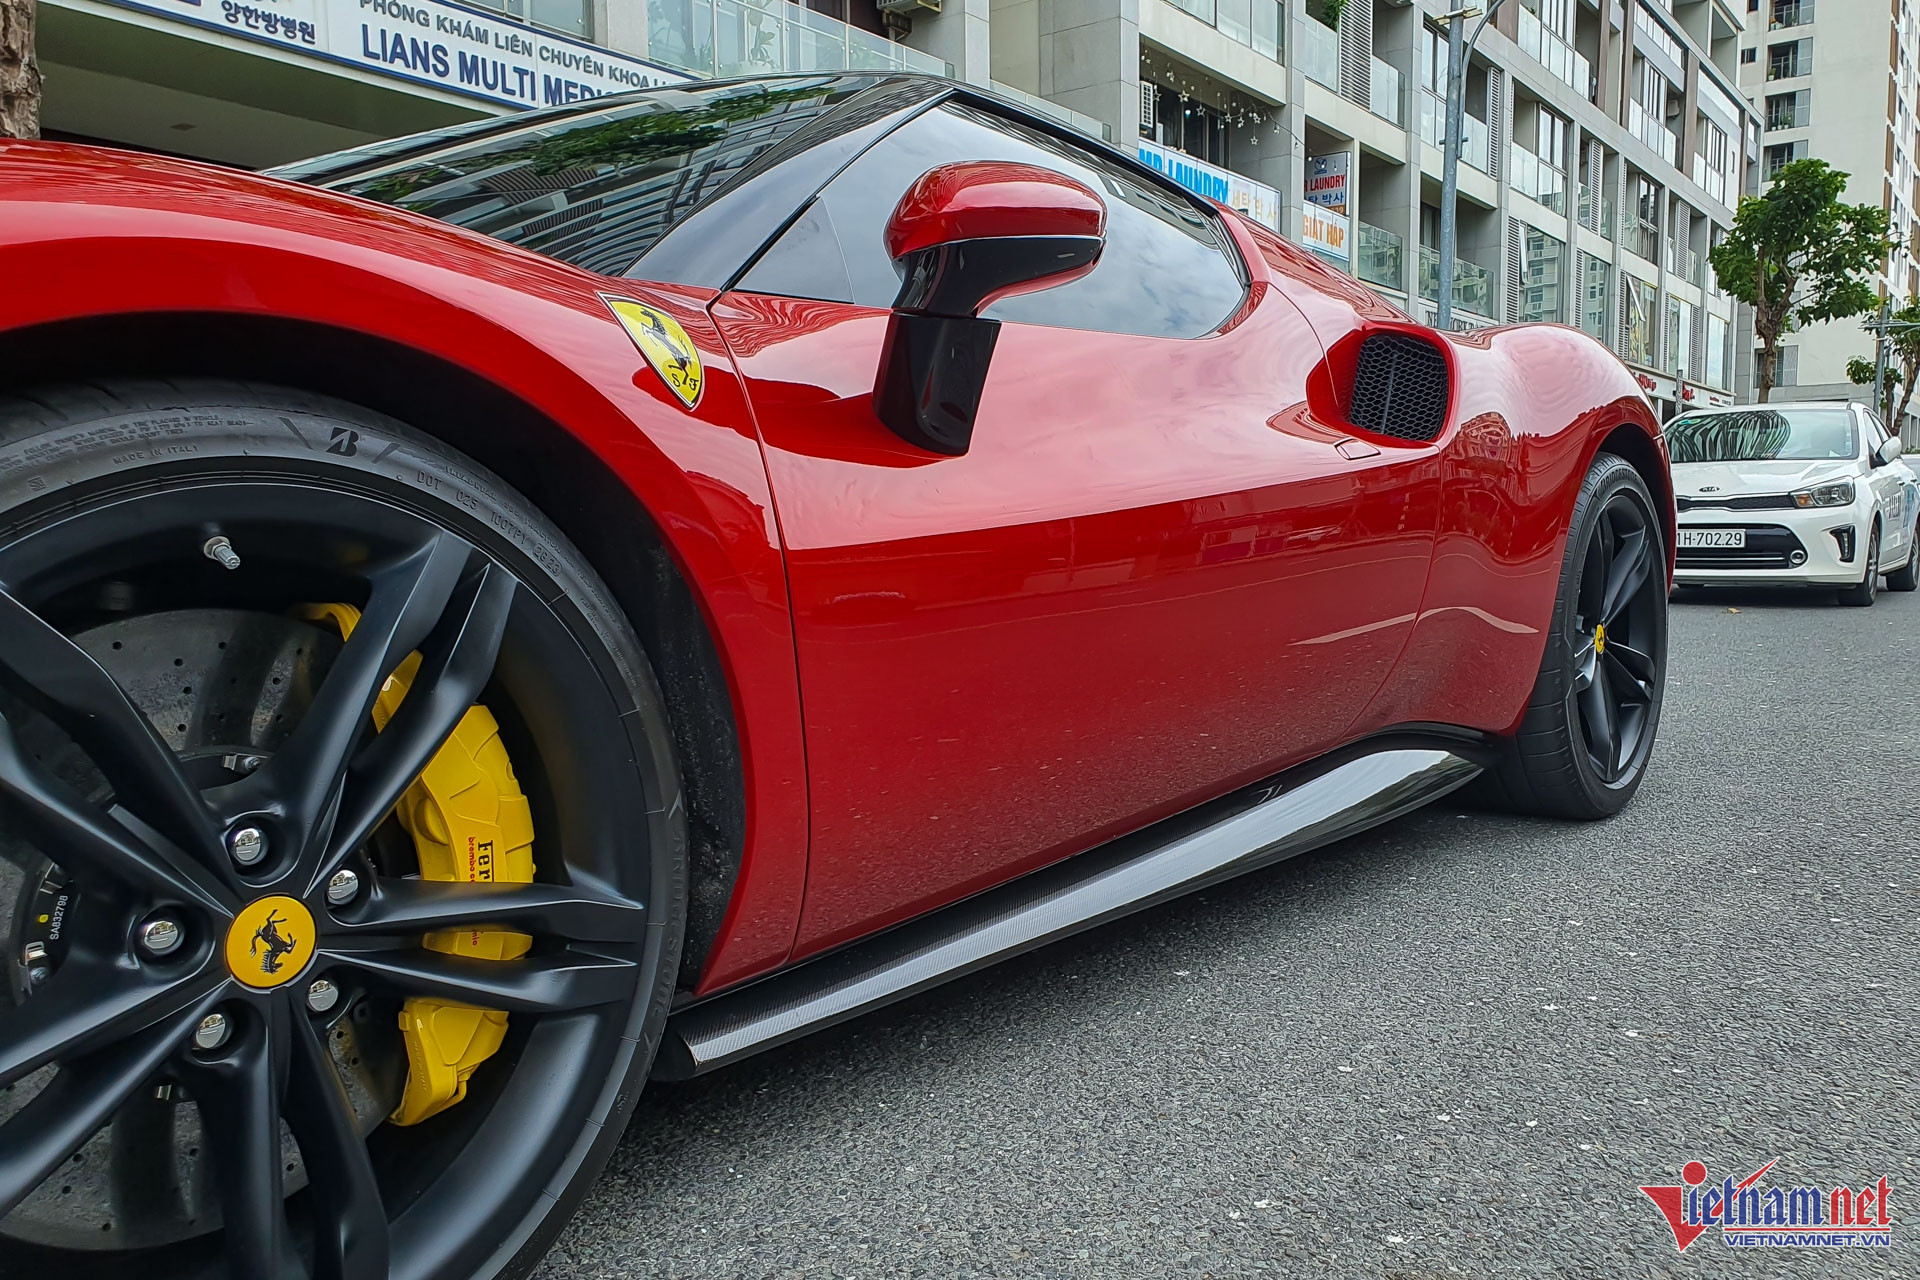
<box><xmin>1347</xmin><ymin>333</ymin><xmax>1450</xmax><ymax>442</ymax></box>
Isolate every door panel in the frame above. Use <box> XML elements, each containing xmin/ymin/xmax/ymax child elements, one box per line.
<box><xmin>715</xmin><ymin>285</ymin><xmax>1442</xmax><ymax>957</ymax></box>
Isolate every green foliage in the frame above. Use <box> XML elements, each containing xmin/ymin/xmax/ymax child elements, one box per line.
<box><xmin>1846</xmin><ymin>356</ymin><xmax>1883</xmax><ymax>387</ymax></box>
<box><xmin>1707</xmin><ymin>158</ymin><xmax>1892</xmax><ymax>400</ymax></box>
<box><xmin>1308</xmin><ymin>0</ymin><xmax>1346</xmax><ymax>28</ymax></box>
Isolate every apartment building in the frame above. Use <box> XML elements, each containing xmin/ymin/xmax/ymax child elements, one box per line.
<box><xmin>40</xmin><ymin>0</ymin><xmax>1756</xmax><ymax>412</ymax></box>
<box><xmin>1741</xmin><ymin>0</ymin><xmax>1920</xmax><ymax>426</ymax></box>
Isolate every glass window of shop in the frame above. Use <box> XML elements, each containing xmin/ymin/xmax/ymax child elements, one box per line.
<box><xmin>1622</xmin><ymin>274</ymin><xmax>1657</xmax><ymax>365</ymax></box>
<box><xmin>1704</xmin><ymin>312</ymin><xmax>1728</xmax><ymax>387</ymax></box>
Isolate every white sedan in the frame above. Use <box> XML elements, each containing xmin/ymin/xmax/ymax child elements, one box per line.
<box><xmin>1667</xmin><ymin>400</ymin><xmax>1919</xmax><ymax>605</ymax></box>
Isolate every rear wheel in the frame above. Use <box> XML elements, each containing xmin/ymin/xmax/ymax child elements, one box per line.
<box><xmin>1837</xmin><ymin>523</ymin><xmax>1880</xmax><ymax>606</ymax></box>
<box><xmin>1475</xmin><ymin>452</ymin><xmax>1668</xmax><ymax>820</ymax></box>
<box><xmin>1885</xmin><ymin>517</ymin><xmax>1919</xmax><ymax>591</ymax></box>
<box><xmin>0</xmin><ymin>383</ymin><xmax>687</xmax><ymax>1280</ymax></box>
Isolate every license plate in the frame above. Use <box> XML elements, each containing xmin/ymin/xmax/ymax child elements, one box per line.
<box><xmin>1678</xmin><ymin>528</ymin><xmax>1745</xmax><ymax>549</ymax></box>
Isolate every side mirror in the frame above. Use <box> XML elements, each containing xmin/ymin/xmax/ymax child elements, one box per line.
<box><xmin>874</xmin><ymin>162</ymin><xmax>1106</xmax><ymax>454</ymax></box>
<box><xmin>1875</xmin><ymin>436</ymin><xmax>1904</xmax><ymax>466</ymax></box>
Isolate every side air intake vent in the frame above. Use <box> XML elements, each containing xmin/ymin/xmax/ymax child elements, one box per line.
<box><xmin>1346</xmin><ymin>333</ymin><xmax>1450</xmax><ymax>442</ymax></box>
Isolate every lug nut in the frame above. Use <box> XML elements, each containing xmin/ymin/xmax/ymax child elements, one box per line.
<box><xmin>306</xmin><ymin>979</ymin><xmax>340</xmax><ymax>1014</ymax></box>
<box><xmin>193</xmin><ymin>1012</ymin><xmax>231</xmax><ymax>1051</ymax></box>
<box><xmin>203</xmin><ymin>535</ymin><xmax>242</xmax><ymax>571</ymax></box>
<box><xmin>326</xmin><ymin>869</ymin><xmax>361</xmax><ymax>906</ymax></box>
<box><xmin>139</xmin><ymin>918</ymin><xmax>184</xmax><ymax>957</ymax></box>
<box><xmin>228</xmin><ymin>826</ymin><xmax>268</xmax><ymax>867</ymax></box>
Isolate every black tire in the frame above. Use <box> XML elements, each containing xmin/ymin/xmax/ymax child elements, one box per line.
<box><xmin>1838</xmin><ymin>522</ymin><xmax>1880</xmax><ymax>606</ymax></box>
<box><xmin>0</xmin><ymin>382</ymin><xmax>688</xmax><ymax>1280</ymax></box>
<box><xmin>1885</xmin><ymin>518</ymin><xmax>1919</xmax><ymax>591</ymax></box>
<box><xmin>1474</xmin><ymin>452</ymin><xmax>1668</xmax><ymax>820</ymax></box>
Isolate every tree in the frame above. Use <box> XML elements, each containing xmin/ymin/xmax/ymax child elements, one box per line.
<box><xmin>0</xmin><ymin>0</ymin><xmax>38</xmax><ymax>139</ymax></box>
<box><xmin>1845</xmin><ymin>356</ymin><xmax>1901</xmax><ymax>421</ymax></box>
<box><xmin>1708</xmin><ymin>158</ymin><xmax>1890</xmax><ymax>402</ymax></box>
<box><xmin>1882</xmin><ymin>297</ymin><xmax>1920</xmax><ymax>430</ymax></box>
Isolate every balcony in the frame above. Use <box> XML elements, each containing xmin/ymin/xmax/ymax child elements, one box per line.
<box><xmin>1767</xmin><ymin>55</ymin><xmax>1808</xmax><ymax>80</ymax></box>
<box><xmin>1357</xmin><ymin>222</ymin><xmax>1404</xmax><ymax>290</ymax></box>
<box><xmin>1418</xmin><ymin>245</ymin><xmax>1493</xmax><ymax>317</ymax></box>
<box><xmin>1666</xmin><ymin>240</ymin><xmax>1702</xmax><ymax>285</ymax></box>
<box><xmin>1511</xmin><ymin>144</ymin><xmax>1567</xmax><ymax>214</ymax></box>
<box><xmin>1625</xmin><ymin>216</ymin><xmax>1660</xmax><ymax>262</ymax></box>
<box><xmin>1516</xmin><ymin>6</ymin><xmax>1594</xmax><ymax>100</ymax></box>
<box><xmin>1628</xmin><ymin>100</ymin><xmax>1678</xmax><ymax>167</ymax></box>
<box><xmin>1765</xmin><ymin>103</ymin><xmax>1809</xmax><ymax>131</ymax></box>
<box><xmin>1577</xmin><ymin>184</ymin><xmax>1617</xmax><ymax>239</ymax></box>
<box><xmin>1420</xmin><ymin>92</ymin><xmax>1491</xmax><ymax>172</ymax></box>
<box><xmin>647</xmin><ymin>0</ymin><xmax>949</xmax><ymax>78</ymax></box>
<box><xmin>1369</xmin><ymin>56</ymin><xmax>1402</xmax><ymax>124</ymax></box>
<box><xmin>1300</xmin><ymin>14</ymin><xmax>1340</xmax><ymax>89</ymax></box>
<box><xmin>1161</xmin><ymin>0</ymin><xmax>1283</xmax><ymax>61</ymax></box>
<box><xmin>1769</xmin><ymin>0</ymin><xmax>1813</xmax><ymax>26</ymax></box>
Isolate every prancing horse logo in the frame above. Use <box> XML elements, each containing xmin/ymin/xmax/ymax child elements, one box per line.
<box><xmin>250</xmin><ymin>909</ymin><xmax>299</xmax><ymax>975</ymax></box>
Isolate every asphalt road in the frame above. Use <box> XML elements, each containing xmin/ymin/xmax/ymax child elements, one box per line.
<box><xmin>539</xmin><ymin>583</ymin><xmax>1919</xmax><ymax>1280</ymax></box>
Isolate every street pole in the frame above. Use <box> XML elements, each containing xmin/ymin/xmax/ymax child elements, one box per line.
<box><xmin>1436</xmin><ymin>0</ymin><xmax>1506</xmax><ymax>331</ymax></box>
<box><xmin>1870</xmin><ymin>297</ymin><xmax>1891</xmax><ymax>421</ymax></box>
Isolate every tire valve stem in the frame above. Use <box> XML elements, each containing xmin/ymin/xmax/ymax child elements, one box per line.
<box><xmin>203</xmin><ymin>535</ymin><xmax>242</xmax><ymax>571</ymax></box>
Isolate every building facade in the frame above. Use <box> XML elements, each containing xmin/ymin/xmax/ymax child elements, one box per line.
<box><xmin>40</xmin><ymin>0</ymin><xmax>1757</xmax><ymax>412</ymax></box>
<box><xmin>1739</xmin><ymin>0</ymin><xmax>1919</xmax><ymax>429</ymax></box>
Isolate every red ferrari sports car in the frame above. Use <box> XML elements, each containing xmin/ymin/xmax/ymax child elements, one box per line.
<box><xmin>0</xmin><ymin>72</ymin><xmax>1671</xmax><ymax>1280</ymax></box>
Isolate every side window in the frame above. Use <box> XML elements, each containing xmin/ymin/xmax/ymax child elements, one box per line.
<box><xmin>1863</xmin><ymin>409</ymin><xmax>1889</xmax><ymax>455</ymax></box>
<box><xmin>738</xmin><ymin>101</ymin><xmax>1248</xmax><ymax>340</ymax></box>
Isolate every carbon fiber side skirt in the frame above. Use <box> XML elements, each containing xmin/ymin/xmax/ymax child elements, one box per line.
<box><xmin>653</xmin><ymin>742</ymin><xmax>1481</xmax><ymax>1079</ymax></box>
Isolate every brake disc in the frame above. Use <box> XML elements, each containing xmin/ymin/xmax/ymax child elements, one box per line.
<box><xmin>0</xmin><ymin>610</ymin><xmax>405</xmax><ymax>1251</ymax></box>
<box><xmin>300</xmin><ymin>604</ymin><xmax>535</xmax><ymax>1127</ymax></box>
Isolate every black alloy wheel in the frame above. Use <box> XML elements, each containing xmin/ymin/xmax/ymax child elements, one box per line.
<box><xmin>1474</xmin><ymin>452</ymin><xmax>1668</xmax><ymax>820</ymax></box>
<box><xmin>1568</xmin><ymin>487</ymin><xmax>1663</xmax><ymax>785</ymax></box>
<box><xmin>0</xmin><ymin>383</ymin><xmax>686</xmax><ymax>1280</ymax></box>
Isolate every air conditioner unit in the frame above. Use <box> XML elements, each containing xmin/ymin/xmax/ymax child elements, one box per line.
<box><xmin>877</xmin><ymin>0</ymin><xmax>940</xmax><ymax>14</ymax></box>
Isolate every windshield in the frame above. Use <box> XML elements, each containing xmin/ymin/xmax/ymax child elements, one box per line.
<box><xmin>287</xmin><ymin>77</ymin><xmax>871</xmax><ymax>275</ymax></box>
<box><xmin>1666</xmin><ymin>408</ymin><xmax>1859</xmax><ymax>463</ymax></box>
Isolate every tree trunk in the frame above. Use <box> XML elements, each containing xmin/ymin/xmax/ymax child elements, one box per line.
<box><xmin>1756</xmin><ymin>342</ymin><xmax>1775</xmax><ymax>403</ymax></box>
<box><xmin>0</xmin><ymin>0</ymin><xmax>40</xmax><ymax>140</ymax></box>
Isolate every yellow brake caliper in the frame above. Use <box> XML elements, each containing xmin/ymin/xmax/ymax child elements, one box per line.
<box><xmin>301</xmin><ymin>604</ymin><xmax>535</xmax><ymax>1126</ymax></box>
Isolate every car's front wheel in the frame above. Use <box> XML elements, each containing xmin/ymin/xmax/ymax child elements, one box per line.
<box><xmin>0</xmin><ymin>383</ymin><xmax>686</xmax><ymax>1280</ymax></box>
<box><xmin>1838</xmin><ymin>521</ymin><xmax>1880</xmax><ymax>606</ymax></box>
<box><xmin>1475</xmin><ymin>452</ymin><xmax>1668</xmax><ymax>820</ymax></box>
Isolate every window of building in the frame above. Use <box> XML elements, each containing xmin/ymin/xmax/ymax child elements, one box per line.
<box><xmin>1767</xmin><ymin>39</ymin><xmax>1812</xmax><ymax>79</ymax></box>
<box><xmin>1741</xmin><ymin>47</ymin><xmax>1757</xmax><ymax>63</ymax></box>
<box><xmin>465</xmin><ymin>0</ymin><xmax>590</xmax><ymax>37</ymax></box>
<box><xmin>1704</xmin><ymin>312</ymin><xmax>1729</xmax><ymax>387</ymax></box>
<box><xmin>1764</xmin><ymin>90</ymin><xmax>1809</xmax><ymax>131</ymax></box>
<box><xmin>1581</xmin><ymin>253</ymin><xmax>1611</xmax><ymax>342</ymax></box>
<box><xmin>1775</xmin><ymin>345</ymin><xmax>1799</xmax><ymax>385</ymax></box>
<box><xmin>744</xmin><ymin>99</ymin><xmax>1249</xmax><ymax>340</ymax></box>
<box><xmin>1143</xmin><ymin>81</ymin><xmax>1230</xmax><ymax>167</ymax></box>
<box><xmin>1667</xmin><ymin>296</ymin><xmax>1688</xmax><ymax>375</ymax></box>
<box><xmin>1764</xmin><ymin>140</ymin><xmax>1807</xmax><ymax>178</ymax></box>
<box><xmin>1519</xmin><ymin>228</ymin><xmax>1566</xmax><ymax>321</ymax></box>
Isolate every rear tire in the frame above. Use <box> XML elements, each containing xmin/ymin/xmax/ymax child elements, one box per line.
<box><xmin>1838</xmin><ymin>523</ymin><xmax>1880</xmax><ymax>606</ymax></box>
<box><xmin>1474</xmin><ymin>453</ymin><xmax>1668</xmax><ymax>820</ymax></box>
<box><xmin>1886</xmin><ymin>518</ymin><xmax>1919</xmax><ymax>591</ymax></box>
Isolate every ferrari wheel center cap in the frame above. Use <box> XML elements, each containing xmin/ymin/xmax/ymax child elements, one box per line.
<box><xmin>1593</xmin><ymin>623</ymin><xmax>1607</xmax><ymax>654</ymax></box>
<box><xmin>225</xmin><ymin>895</ymin><xmax>316</xmax><ymax>989</ymax></box>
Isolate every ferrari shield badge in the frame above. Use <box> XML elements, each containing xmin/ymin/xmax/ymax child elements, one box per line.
<box><xmin>605</xmin><ymin>295</ymin><xmax>705</xmax><ymax>410</ymax></box>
